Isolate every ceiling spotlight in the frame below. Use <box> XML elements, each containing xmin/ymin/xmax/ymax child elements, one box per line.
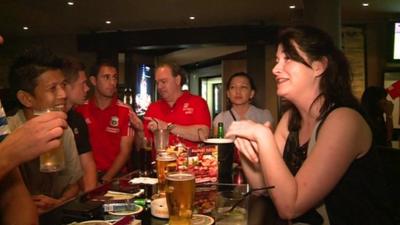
<box><xmin>362</xmin><ymin>3</ymin><xmax>369</xmax><ymax>7</ymax></box>
<box><xmin>23</xmin><ymin>26</ymin><xmax>29</xmax><ymax>30</ymax></box>
<box><xmin>289</xmin><ymin>5</ymin><xmax>296</xmax><ymax>9</ymax></box>
<box><xmin>67</xmin><ymin>1</ymin><xmax>74</xmax><ymax>6</ymax></box>
<box><xmin>105</xmin><ymin>20</ymin><xmax>111</xmax><ymax>24</ymax></box>
<box><xmin>189</xmin><ymin>16</ymin><xmax>195</xmax><ymax>20</ymax></box>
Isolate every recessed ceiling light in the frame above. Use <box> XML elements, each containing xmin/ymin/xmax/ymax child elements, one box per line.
<box><xmin>289</xmin><ymin>5</ymin><xmax>296</xmax><ymax>9</ymax></box>
<box><xmin>67</xmin><ymin>1</ymin><xmax>74</xmax><ymax>6</ymax></box>
<box><xmin>23</xmin><ymin>26</ymin><xmax>29</xmax><ymax>30</ymax></box>
<box><xmin>362</xmin><ymin>3</ymin><xmax>369</xmax><ymax>7</ymax></box>
<box><xmin>105</xmin><ymin>20</ymin><xmax>111</xmax><ymax>24</ymax></box>
<box><xmin>189</xmin><ymin>16</ymin><xmax>195</xmax><ymax>20</ymax></box>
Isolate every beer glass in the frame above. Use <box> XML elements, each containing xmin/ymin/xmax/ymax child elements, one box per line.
<box><xmin>156</xmin><ymin>152</ymin><xmax>177</xmax><ymax>194</ymax></box>
<box><xmin>154</xmin><ymin>128</ymin><xmax>170</xmax><ymax>152</ymax></box>
<box><xmin>165</xmin><ymin>172</ymin><xmax>195</xmax><ymax>225</ymax></box>
<box><xmin>34</xmin><ymin>107</ymin><xmax>65</xmax><ymax>173</ymax></box>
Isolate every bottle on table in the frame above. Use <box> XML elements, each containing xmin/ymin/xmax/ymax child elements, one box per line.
<box><xmin>140</xmin><ymin>137</ymin><xmax>153</xmax><ymax>177</ymax></box>
<box><xmin>217</xmin><ymin>122</ymin><xmax>224</xmax><ymax>138</ymax></box>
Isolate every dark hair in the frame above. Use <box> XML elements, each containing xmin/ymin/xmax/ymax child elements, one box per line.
<box><xmin>89</xmin><ymin>59</ymin><xmax>117</xmax><ymax>77</ymax></box>
<box><xmin>156</xmin><ymin>62</ymin><xmax>187</xmax><ymax>86</ymax></box>
<box><xmin>277</xmin><ymin>26</ymin><xmax>359</xmax><ymax>132</ymax></box>
<box><xmin>361</xmin><ymin>86</ymin><xmax>387</xmax><ymax>116</ymax></box>
<box><xmin>225</xmin><ymin>72</ymin><xmax>256</xmax><ymax>109</ymax></box>
<box><xmin>9</xmin><ymin>46</ymin><xmax>63</xmax><ymax>97</ymax></box>
<box><xmin>62</xmin><ymin>57</ymin><xmax>86</xmax><ymax>83</ymax></box>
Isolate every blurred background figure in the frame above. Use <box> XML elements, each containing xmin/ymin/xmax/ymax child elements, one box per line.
<box><xmin>213</xmin><ymin>72</ymin><xmax>274</xmax><ymax>136</ymax></box>
<box><xmin>212</xmin><ymin>72</ymin><xmax>274</xmax><ymax>173</ymax></box>
<box><xmin>361</xmin><ymin>86</ymin><xmax>394</xmax><ymax>147</ymax></box>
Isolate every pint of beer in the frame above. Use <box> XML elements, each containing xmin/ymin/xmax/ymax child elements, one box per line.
<box><xmin>166</xmin><ymin>172</ymin><xmax>195</xmax><ymax>225</ymax></box>
<box><xmin>156</xmin><ymin>152</ymin><xmax>177</xmax><ymax>193</ymax></box>
<box><xmin>34</xmin><ymin>107</ymin><xmax>65</xmax><ymax>173</ymax></box>
<box><xmin>40</xmin><ymin>138</ymin><xmax>65</xmax><ymax>172</ymax></box>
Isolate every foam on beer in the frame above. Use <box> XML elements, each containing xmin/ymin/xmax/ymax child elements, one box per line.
<box><xmin>167</xmin><ymin>173</ymin><xmax>194</xmax><ymax>181</ymax></box>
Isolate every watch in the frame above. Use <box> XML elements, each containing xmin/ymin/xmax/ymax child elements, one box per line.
<box><xmin>167</xmin><ymin>122</ymin><xmax>176</xmax><ymax>131</ymax></box>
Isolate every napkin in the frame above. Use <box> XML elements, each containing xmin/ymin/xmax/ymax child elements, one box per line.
<box><xmin>129</xmin><ymin>177</ymin><xmax>158</xmax><ymax>185</ymax></box>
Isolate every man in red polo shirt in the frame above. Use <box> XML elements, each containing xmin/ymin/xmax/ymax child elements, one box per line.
<box><xmin>144</xmin><ymin>63</ymin><xmax>211</xmax><ymax>149</ymax></box>
<box><xmin>76</xmin><ymin>60</ymin><xmax>134</xmax><ymax>183</ymax></box>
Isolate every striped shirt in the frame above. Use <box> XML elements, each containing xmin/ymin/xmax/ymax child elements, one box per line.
<box><xmin>0</xmin><ymin>100</ymin><xmax>10</xmax><ymax>141</ymax></box>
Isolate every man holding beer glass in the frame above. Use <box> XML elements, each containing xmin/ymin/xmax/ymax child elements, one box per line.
<box><xmin>144</xmin><ymin>63</ymin><xmax>211</xmax><ymax>150</ymax></box>
<box><xmin>7</xmin><ymin>47</ymin><xmax>83</xmax><ymax>215</ymax></box>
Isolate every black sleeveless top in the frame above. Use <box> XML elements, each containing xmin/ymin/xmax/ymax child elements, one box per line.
<box><xmin>283</xmin><ymin>106</ymin><xmax>398</xmax><ymax>225</ymax></box>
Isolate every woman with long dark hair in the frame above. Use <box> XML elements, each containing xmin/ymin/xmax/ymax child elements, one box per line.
<box><xmin>226</xmin><ymin>26</ymin><xmax>397</xmax><ymax>225</ymax></box>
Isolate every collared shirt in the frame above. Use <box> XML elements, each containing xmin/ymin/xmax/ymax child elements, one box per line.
<box><xmin>0</xmin><ymin>100</ymin><xmax>10</xmax><ymax>141</ymax></box>
<box><xmin>144</xmin><ymin>91</ymin><xmax>211</xmax><ymax>148</ymax></box>
<box><xmin>76</xmin><ymin>97</ymin><xmax>134</xmax><ymax>172</ymax></box>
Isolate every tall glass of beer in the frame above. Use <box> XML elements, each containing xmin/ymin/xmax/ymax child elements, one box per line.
<box><xmin>156</xmin><ymin>152</ymin><xmax>177</xmax><ymax>194</ymax></box>
<box><xmin>166</xmin><ymin>172</ymin><xmax>195</xmax><ymax>225</ymax></box>
<box><xmin>34</xmin><ymin>107</ymin><xmax>65</xmax><ymax>173</ymax></box>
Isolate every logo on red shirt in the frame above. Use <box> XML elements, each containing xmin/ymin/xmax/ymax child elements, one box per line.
<box><xmin>106</xmin><ymin>116</ymin><xmax>120</xmax><ymax>134</ymax></box>
<box><xmin>110</xmin><ymin>116</ymin><xmax>119</xmax><ymax>127</ymax></box>
<box><xmin>182</xmin><ymin>103</ymin><xmax>194</xmax><ymax>115</ymax></box>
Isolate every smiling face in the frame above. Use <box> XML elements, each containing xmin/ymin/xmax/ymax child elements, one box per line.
<box><xmin>24</xmin><ymin>69</ymin><xmax>67</xmax><ymax>111</ymax></box>
<box><xmin>227</xmin><ymin>75</ymin><xmax>255</xmax><ymax>106</ymax></box>
<box><xmin>272</xmin><ymin>43</ymin><xmax>320</xmax><ymax>100</ymax></box>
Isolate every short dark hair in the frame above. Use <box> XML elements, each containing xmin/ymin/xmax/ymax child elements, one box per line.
<box><xmin>225</xmin><ymin>72</ymin><xmax>256</xmax><ymax>109</ymax></box>
<box><xmin>9</xmin><ymin>46</ymin><xmax>63</xmax><ymax>97</ymax></box>
<box><xmin>89</xmin><ymin>59</ymin><xmax>117</xmax><ymax>77</ymax></box>
<box><xmin>62</xmin><ymin>57</ymin><xmax>86</xmax><ymax>84</ymax></box>
<box><xmin>156</xmin><ymin>62</ymin><xmax>187</xmax><ymax>86</ymax></box>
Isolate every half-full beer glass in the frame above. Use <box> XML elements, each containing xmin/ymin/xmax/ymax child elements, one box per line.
<box><xmin>166</xmin><ymin>172</ymin><xmax>195</xmax><ymax>225</ymax></box>
<box><xmin>156</xmin><ymin>152</ymin><xmax>177</xmax><ymax>194</ymax></box>
<box><xmin>34</xmin><ymin>107</ymin><xmax>65</xmax><ymax>173</ymax></box>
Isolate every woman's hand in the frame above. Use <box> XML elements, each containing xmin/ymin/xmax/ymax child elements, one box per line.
<box><xmin>226</xmin><ymin>120</ymin><xmax>273</xmax><ymax>163</ymax></box>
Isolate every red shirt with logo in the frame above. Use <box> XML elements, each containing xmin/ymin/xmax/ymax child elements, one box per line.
<box><xmin>144</xmin><ymin>91</ymin><xmax>211</xmax><ymax>150</ymax></box>
<box><xmin>76</xmin><ymin>97</ymin><xmax>134</xmax><ymax>172</ymax></box>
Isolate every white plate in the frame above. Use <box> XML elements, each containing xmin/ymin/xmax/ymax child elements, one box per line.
<box><xmin>203</xmin><ymin>138</ymin><xmax>233</xmax><ymax>144</ymax></box>
<box><xmin>79</xmin><ymin>220</ymin><xmax>112</xmax><ymax>225</ymax></box>
<box><xmin>192</xmin><ymin>214</ymin><xmax>214</xmax><ymax>225</ymax></box>
<box><xmin>108</xmin><ymin>204</ymin><xmax>144</xmax><ymax>216</ymax></box>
